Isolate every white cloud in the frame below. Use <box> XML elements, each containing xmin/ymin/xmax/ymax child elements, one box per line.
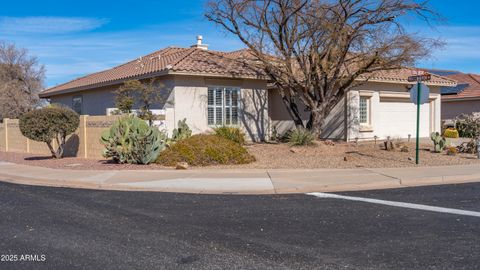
<box><xmin>414</xmin><ymin>25</ymin><xmax>480</xmax><ymax>73</ymax></box>
<box><xmin>0</xmin><ymin>16</ymin><xmax>108</xmax><ymax>34</ymax></box>
<box><xmin>0</xmin><ymin>18</ymin><xmax>246</xmax><ymax>87</ymax></box>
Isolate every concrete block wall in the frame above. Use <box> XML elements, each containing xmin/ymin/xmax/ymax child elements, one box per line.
<box><xmin>0</xmin><ymin>115</ymin><xmax>165</xmax><ymax>159</ymax></box>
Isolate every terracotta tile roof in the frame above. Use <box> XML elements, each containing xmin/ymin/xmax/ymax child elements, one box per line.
<box><xmin>360</xmin><ymin>68</ymin><xmax>457</xmax><ymax>86</ymax></box>
<box><xmin>40</xmin><ymin>47</ymin><xmax>456</xmax><ymax>97</ymax></box>
<box><xmin>40</xmin><ymin>47</ymin><xmax>266</xmax><ymax>97</ymax></box>
<box><xmin>438</xmin><ymin>72</ymin><xmax>480</xmax><ymax>100</ymax></box>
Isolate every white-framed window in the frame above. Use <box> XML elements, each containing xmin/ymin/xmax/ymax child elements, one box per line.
<box><xmin>72</xmin><ymin>95</ymin><xmax>83</xmax><ymax>115</ymax></box>
<box><xmin>208</xmin><ymin>87</ymin><xmax>240</xmax><ymax>126</ymax></box>
<box><xmin>359</xmin><ymin>96</ymin><xmax>370</xmax><ymax>125</ymax></box>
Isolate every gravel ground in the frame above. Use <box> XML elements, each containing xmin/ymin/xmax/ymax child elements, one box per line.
<box><xmin>0</xmin><ymin>140</ymin><xmax>479</xmax><ymax>170</ymax></box>
<box><xmin>233</xmin><ymin>141</ymin><xmax>480</xmax><ymax>169</ymax></box>
<box><xmin>0</xmin><ymin>151</ymin><xmax>172</xmax><ymax>171</ymax></box>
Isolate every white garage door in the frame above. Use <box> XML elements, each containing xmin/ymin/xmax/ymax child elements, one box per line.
<box><xmin>377</xmin><ymin>98</ymin><xmax>431</xmax><ymax>139</ymax></box>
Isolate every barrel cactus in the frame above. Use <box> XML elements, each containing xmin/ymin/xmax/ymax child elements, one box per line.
<box><xmin>430</xmin><ymin>132</ymin><xmax>446</xmax><ymax>153</ymax></box>
<box><xmin>443</xmin><ymin>128</ymin><xmax>459</xmax><ymax>138</ymax></box>
<box><xmin>100</xmin><ymin>116</ymin><xmax>167</xmax><ymax>164</ymax></box>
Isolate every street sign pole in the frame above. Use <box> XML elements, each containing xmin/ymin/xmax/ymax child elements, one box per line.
<box><xmin>415</xmin><ymin>80</ymin><xmax>421</xmax><ymax>165</ymax></box>
<box><xmin>408</xmin><ymin>71</ymin><xmax>431</xmax><ymax>165</ymax></box>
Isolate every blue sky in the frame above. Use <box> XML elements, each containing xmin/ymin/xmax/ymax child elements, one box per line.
<box><xmin>0</xmin><ymin>0</ymin><xmax>479</xmax><ymax>88</ymax></box>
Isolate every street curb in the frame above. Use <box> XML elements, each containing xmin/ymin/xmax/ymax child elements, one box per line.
<box><xmin>400</xmin><ymin>173</ymin><xmax>480</xmax><ymax>187</ymax></box>
<box><xmin>1</xmin><ymin>162</ymin><xmax>480</xmax><ymax>194</ymax></box>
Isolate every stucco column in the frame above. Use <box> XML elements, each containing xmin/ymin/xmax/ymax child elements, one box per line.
<box><xmin>81</xmin><ymin>115</ymin><xmax>88</xmax><ymax>159</ymax></box>
<box><xmin>4</xmin><ymin>118</ymin><xmax>9</xmax><ymax>152</ymax></box>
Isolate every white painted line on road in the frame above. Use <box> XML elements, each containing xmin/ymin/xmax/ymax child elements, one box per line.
<box><xmin>307</xmin><ymin>192</ymin><xmax>480</xmax><ymax>218</ymax></box>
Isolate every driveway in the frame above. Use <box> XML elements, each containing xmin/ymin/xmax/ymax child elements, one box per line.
<box><xmin>0</xmin><ymin>182</ymin><xmax>479</xmax><ymax>269</ymax></box>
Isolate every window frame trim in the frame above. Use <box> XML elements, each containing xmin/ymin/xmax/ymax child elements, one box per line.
<box><xmin>358</xmin><ymin>95</ymin><xmax>372</xmax><ymax>126</ymax></box>
<box><xmin>72</xmin><ymin>95</ymin><xmax>83</xmax><ymax>115</ymax></box>
<box><xmin>206</xmin><ymin>85</ymin><xmax>241</xmax><ymax>127</ymax></box>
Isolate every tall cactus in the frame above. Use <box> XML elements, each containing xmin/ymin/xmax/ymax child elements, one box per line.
<box><xmin>100</xmin><ymin>116</ymin><xmax>166</xmax><ymax>164</ymax></box>
<box><xmin>430</xmin><ymin>132</ymin><xmax>446</xmax><ymax>153</ymax></box>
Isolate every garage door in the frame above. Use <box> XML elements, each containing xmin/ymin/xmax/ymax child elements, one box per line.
<box><xmin>377</xmin><ymin>98</ymin><xmax>431</xmax><ymax>139</ymax></box>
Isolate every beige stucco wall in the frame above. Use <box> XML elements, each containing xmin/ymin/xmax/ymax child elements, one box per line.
<box><xmin>50</xmin><ymin>85</ymin><xmax>117</xmax><ymax>115</ymax></box>
<box><xmin>172</xmin><ymin>75</ymin><xmax>268</xmax><ymax>141</ymax></box>
<box><xmin>46</xmin><ymin>75</ymin><xmax>267</xmax><ymax>141</ymax></box>
<box><xmin>49</xmin><ymin>77</ymin><xmax>175</xmax><ymax>116</ymax></box>
<box><xmin>0</xmin><ymin>122</ymin><xmax>5</xmax><ymax>151</ymax></box>
<box><xmin>348</xmin><ymin>82</ymin><xmax>441</xmax><ymax>140</ymax></box>
<box><xmin>267</xmin><ymin>82</ymin><xmax>442</xmax><ymax>141</ymax></box>
<box><xmin>442</xmin><ymin>99</ymin><xmax>480</xmax><ymax>120</ymax></box>
<box><xmin>268</xmin><ymin>89</ymin><xmax>346</xmax><ymax>140</ymax></box>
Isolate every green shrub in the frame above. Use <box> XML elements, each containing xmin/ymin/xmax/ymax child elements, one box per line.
<box><xmin>213</xmin><ymin>126</ymin><xmax>246</xmax><ymax>145</ymax></box>
<box><xmin>446</xmin><ymin>146</ymin><xmax>458</xmax><ymax>156</ymax></box>
<box><xmin>455</xmin><ymin>113</ymin><xmax>480</xmax><ymax>138</ymax></box>
<box><xmin>443</xmin><ymin>128</ymin><xmax>459</xmax><ymax>138</ymax></box>
<box><xmin>287</xmin><ymin>128</ymin><xmax>315</xmax><ymax>146</ymax></box>
<box><xmin>171</xmin><ymin>118</ymin><xmax>192</xmax><ymax>142</ymax></box>
<box><xmin>100</xmin><ymin>116</ymin><xmax>167</xmax><ymax>164</ymax></box>
<box><xmin>156</xmin><ymin>134</ymin><xmax>255</xmax><ymax>166</ymax></box>
<box><xmin>19</xmin><ymin>106</ymin><xmax>79</xmax><ymax>159</ymax></box>
<box><xmin>457</xmin><ymin>139</ymin><xmax>477</xmax><ymax>154</ymax></box>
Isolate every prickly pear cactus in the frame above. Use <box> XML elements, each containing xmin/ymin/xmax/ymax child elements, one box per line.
<box><xmin>171</xmin><ymin>118</ymin><xmax>192</xmax><ymax>142</ymax></box>
<box><xmin>100</xmin><ymin>116</ymin><xmax>167</xmax><ymax>164</ymax></box>
<box><xmin>430</xmin><ymin>132</ymin><xmax>446</xmax><ymax>153</ymax></box>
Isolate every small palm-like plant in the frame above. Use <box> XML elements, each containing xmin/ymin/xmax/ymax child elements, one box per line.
<box><xmin>213</xmin><ymin>126</ymin><xmax>246</xmax><ymax>145</ymax></box>
<box><xmin>288</xmin><ymin>128</ymin><xmax>315</xmax><ymax>146</ymax></box>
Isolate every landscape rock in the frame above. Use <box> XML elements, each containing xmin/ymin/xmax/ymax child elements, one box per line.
<box><xmin>323</xmin><ymin>140</ymin><xmax>335</xmax><ymax>146</ymax></box>
<box><xmin>176</xmin><ymin>162</ymin><xmax>189</xmax><ymax>170</ymax></box>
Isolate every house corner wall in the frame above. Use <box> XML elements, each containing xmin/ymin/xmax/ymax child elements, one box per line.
<box><xmin>172</xmin><ymin>75</ymin><xmax>269</xmax><ymax>142</ymax></box>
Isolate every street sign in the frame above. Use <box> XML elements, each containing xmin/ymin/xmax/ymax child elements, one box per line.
<box><xmin>410</xmin><ymin>83</ymin><xmax>430</xmax><ymax>105</ymax></box>
<box><xmin>408</xmin><ymin>74</ymin><xmax>431</xmax><ymax>82</ymax></box>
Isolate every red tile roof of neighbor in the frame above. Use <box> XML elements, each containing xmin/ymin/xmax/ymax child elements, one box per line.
<box><xmin>39</xmin><ymin>47</ymin><xmax>456</xmax><ymax>98</ymax></box>
<box><xmin>441</xmin><ymin>72</ymin><xmax>480</xmax><ymax>100</ymax></box>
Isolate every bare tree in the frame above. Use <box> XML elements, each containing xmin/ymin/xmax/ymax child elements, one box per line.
<box><xmin>206</xmin><ymin>0</ymin><xmax>441</xmax><ymax>136</ymax></box>
<box><xmin>115</xmin><ymin>78</ymin><xmax>168</xmax><ymax>126</ymax></box>
<box><xmin>0</xmin><ymin>41</ymin><xmax>45</xmax><ymax>119</ymax></box>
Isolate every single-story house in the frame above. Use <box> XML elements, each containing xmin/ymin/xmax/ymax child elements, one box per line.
<box><xmin>427</xmin><ymin>69</ymin><xmax>480</xmax><ymax>120</ymax></box>
<box><xmin>39</xmin><ymin>36</ymin><xmax>456</xmax><ymax>141</ymax></box>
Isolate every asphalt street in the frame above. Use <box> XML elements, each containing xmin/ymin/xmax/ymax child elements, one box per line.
<box><xmin>0</xmin><ymin>181</ymin><xmax>479</xmax><ymax>269</ymax></box>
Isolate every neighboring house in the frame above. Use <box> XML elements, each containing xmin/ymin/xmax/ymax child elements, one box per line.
<box><xmin>427</xmin><ymin>69</ymin><xmax>480</xmax><ymax>120</ymax></box>
<box><xmin>39</xmin><ymin>36</ymin><xmax>456</xmax><ymax>141</ymax></box>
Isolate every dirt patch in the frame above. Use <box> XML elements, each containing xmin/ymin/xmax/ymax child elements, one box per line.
<box><xmin>0</xmin><ymin>151</ymin><xmax>172</xmax><ymax>171</ymax></box>
<box><xmin>1</xmin><ymin>140</ymin><xmax>479</xmax><ymax>170</ymax></box>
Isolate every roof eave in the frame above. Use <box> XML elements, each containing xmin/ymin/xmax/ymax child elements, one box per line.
<box><xmin>167</xmin><ymin>70</ymin><xmax>268</xmax><ymax>80</ymax></box>
<box><xmin>39</xmin><ymin>69</ymin><xmax>171</xmax><ymax>98</ymax></box>
<box><xmin>355</xmin><ymin>77</ymin><xmax>457</xmax><ymax>87</ymax></box>
<box><xmin>442</xmin><ymin>96</ymin><xmax>480</xmax><ymax>102</ymax></box>
<box><xmin>39</xmin><ymin>70</ymin><xmax>268</xmax><ymax>98</ymax></box>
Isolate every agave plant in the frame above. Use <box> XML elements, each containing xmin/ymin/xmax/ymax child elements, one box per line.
<box><xmin>100</xmin><ymin>116</ymin><xmax>167</xmax><ymax>164</ymax></box>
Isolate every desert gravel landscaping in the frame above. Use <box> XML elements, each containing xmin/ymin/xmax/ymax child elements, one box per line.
<box><xmin>238</xmin><ymin>141</ymin><xmax>480</xmax><ymax>169</ymax></box>
<box><xmin>1</xmin><ymin>140</ymin><xmax>479</xmax><ymax>170</ymax></box>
